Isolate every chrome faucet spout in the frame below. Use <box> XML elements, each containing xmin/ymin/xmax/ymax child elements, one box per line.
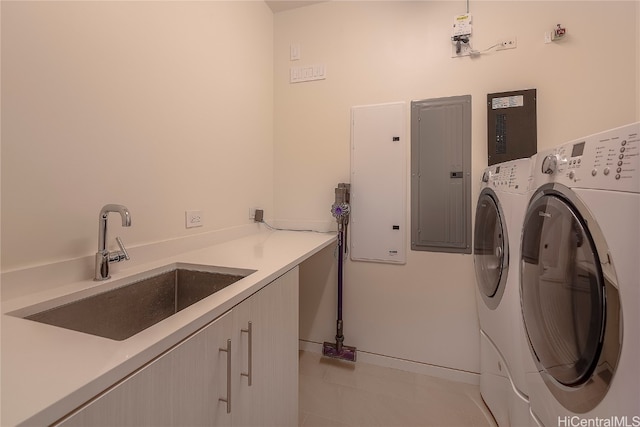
<box><xmin>95</xmin><ymin>204</ymin><xmax>132</xmax><ymax>281</ymax></box>
<box><xmin>101</xmin><ymin>203</ymin><xmax>131</xmax><ymax>227</ymax></box>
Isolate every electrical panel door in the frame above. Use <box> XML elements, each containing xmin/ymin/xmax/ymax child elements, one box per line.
<box><xmin>411</xmin><ymin>95</ymin><xmax>471</xmax><ymax>254</ymax></box>
<box><xmin>350</xmin><ymin>102</ymin><xmax>406</xmax><ymax>264</ymax></box>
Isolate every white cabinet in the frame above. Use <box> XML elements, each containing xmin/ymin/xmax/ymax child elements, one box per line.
<box><xmin>57</xmin><ymin>311</ymin><xmax>233</xmax><ymax>426</ymax></box>
<box><xmin>56</xmin><ymin>267</ymin><xmax>299</xmax><ymax>427</ymax></box>
<box><xmin>232</xmin><ymin>266</ymin><xmax>299</xmax><ymax>426</ymax></box>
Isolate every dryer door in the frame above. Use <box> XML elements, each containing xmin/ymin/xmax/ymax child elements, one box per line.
<box><xmin>520</xmin><ymin>185</ymin><xmax>621</xmax><ymax>413</ymax></box>
<box><xmin>474</xmin><ymin>189</ymin><xmax>508</xmax><ymax>310</ymax></box>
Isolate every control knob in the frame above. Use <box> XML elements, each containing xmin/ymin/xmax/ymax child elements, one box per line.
<box><xmin>482</xmin><ymin>170</ymin><xmax>491</xmax><ymax>183</ymax></box>
<box><xmin>541</xmin><ymin>154</ymin><xmax>559</xmax><ymax>175</ymax></box>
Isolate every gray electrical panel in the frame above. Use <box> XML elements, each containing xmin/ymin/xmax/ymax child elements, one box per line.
<box><xmin>411</xmin><ymin>95</ymin><xmax>471</xmax><ymax>254</ymax></box>
<box><xmin>487</xmin><ymin>89</ymin><xmax>537</xmax><ymax>165</ymax></box>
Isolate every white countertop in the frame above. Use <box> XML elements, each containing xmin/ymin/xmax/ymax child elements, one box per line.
<box><xmin>1</xmin><ymin>230</ymin><xmax>335</xmax><ymax>426</ymax></box>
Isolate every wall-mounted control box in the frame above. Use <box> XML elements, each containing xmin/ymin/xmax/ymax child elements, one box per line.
<box><xmin>487</xmin><ymin>89</ymin><xmax>537</xmax><ymax>165</ymax></box>
<box><xmin>452</xmin><ymin>14</ymin><xmax>472</xmax><ymax>37</ymax></box>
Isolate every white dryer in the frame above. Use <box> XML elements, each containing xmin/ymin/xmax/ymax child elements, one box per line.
<box><xmin>521</xmin><ymin>122</ymin><xmax>640</xmax><ymax>426</ymax></box>
<box><xmin>474</xmin><ymin>158</ymin><xmax>533</xmax><ymax>426</ymax></box>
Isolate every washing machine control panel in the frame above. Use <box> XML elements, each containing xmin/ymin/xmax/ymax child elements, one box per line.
<box><xmin>481</xmin><ymin>158</ymin><xmax>531</xmax><ymax>194</ymax></box>
<box><xmin>534</xmin><ymin>122</ymin><xmax>639</xmax><ymax>193</ymax></box>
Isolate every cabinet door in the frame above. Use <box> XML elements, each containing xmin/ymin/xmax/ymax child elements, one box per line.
<box><xmin>232</xmin><ymin>267</ymin><xmax>299</xmax><ymax>427</ymax></box>
<box><xmin>56</xmin><ymin>312</ymin><xmax>233</xmax><ymax>427</ymax></box>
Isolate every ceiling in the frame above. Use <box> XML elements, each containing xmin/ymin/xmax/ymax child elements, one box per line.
<box><xmin>265</xmin><ymin>1</ymin><xmax>326</xmax><ymax>13</ymax></box>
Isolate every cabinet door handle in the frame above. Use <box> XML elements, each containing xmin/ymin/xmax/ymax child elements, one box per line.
<box><xmin>219</xmin><ymin>339</ymin><xmax>231</xmax><ymax>414</ymax></box>
<box><xmin>241</xmin><ymin>322</ymin><xmax>253</xmax><ymax>386</ymax></box>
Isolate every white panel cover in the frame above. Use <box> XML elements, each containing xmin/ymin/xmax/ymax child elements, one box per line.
<box><xmin>350</xmin><ymin>102</ymin><xmax>406</xmax><ymax>264</ymax></box>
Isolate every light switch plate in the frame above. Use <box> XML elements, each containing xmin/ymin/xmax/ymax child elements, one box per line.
<box><xmin>290</xmin><ymin>43</ymin><xmax>301</xmax><ymax>61</ymax></box>
<box><xmin>290</xmin><ymin>64</ymin><xmax>326</xmax><ymax>83</ymax></box>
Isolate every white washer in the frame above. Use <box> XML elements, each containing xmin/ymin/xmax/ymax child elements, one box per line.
<box><xmin>474</xmin><ymin>157</ymin><xmax>533</xmax><ymax>426</ymax></box>
<box><xmin>521</xmin><ymin>122</ymin><xmax>640</xmax><ymax>426</ymax></box>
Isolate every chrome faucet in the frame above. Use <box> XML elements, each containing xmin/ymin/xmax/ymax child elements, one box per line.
<box><xmin>95</xmin><ymin>204</ymin><xmax>132</xmax><ymax>281</ymax></box>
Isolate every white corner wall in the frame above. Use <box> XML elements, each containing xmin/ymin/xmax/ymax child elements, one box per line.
<box><xmin>278</xmin><ymin>1</ymin><xmax>639</xmax><ymax>375</ymax></box>
<box><xmin>1</xmin><ymin>1</ymin><xmax>274</xmax><ymax>271</ymax></box>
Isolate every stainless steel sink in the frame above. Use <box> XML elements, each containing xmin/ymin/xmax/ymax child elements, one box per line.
<box><xmin>17</xmin><ymin>265</ymin><xmax>254</xmax><ymax>341</ymax></box>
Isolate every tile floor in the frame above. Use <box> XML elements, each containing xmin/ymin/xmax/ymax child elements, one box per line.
<box><xmin>299</xmin><ymin>350</ymin><xmax>497</xmax><ymax>427</ymax></box>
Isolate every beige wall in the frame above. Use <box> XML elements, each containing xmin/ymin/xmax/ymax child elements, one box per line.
<box><xmin>2</xmin><ymin>0</ymin><xmax>638</xmax><ymax>376</ymax></box>
<box><xmin>279</xmin><ymin>1</ymin><xmax>639</xmax><ymax>374</ymax></box>
<box><xmin>1</xmin><ymin>1</ymin><xmax>274</xmax><ymax>271</ymax></box>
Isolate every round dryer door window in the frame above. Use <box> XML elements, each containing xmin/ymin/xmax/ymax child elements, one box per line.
<box><xmin>474</xmin><ymin>190</ymin><xmax>508</xmax><ymax>309</ymax></box>
<box><xmin>521</xmin><ymin>186</ymin><xmax>622</xmax><ymax>412</ymax></box>
<box><xmin>521</xmin><ymin>194</ymin><xmax>603</xmax><ymax>385</ymax></box>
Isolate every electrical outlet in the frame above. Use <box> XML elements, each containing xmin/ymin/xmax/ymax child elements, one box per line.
<box><xmin>186</xmin><ymin>210</ymin><xmax>203</xmax><ymax>228</ymax></box>
<box><xmin>497</xmin><ymin>37</ymin><xmax>517</xmax><ymax>50</ymax></box>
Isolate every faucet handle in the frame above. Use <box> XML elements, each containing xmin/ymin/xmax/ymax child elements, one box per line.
<box><xmin>115</xmin><ymin>237</ymin><xmax>130</xmax><ymax>261</ymax></box>
<box><xmin>108</xmin><ymin>237</ymin><xmax>130</xmax><ymax>263</ymax></box>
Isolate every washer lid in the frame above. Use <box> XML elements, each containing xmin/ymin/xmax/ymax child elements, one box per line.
<box><xmin>473</xmin><ymin>189</ymin><xmax>508</xmax><ymax>309</ymax></box>
<box><xmin>520</xmin><ymin>184</ymin><xmax>621</xmax><ymax>412</ymax></box>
